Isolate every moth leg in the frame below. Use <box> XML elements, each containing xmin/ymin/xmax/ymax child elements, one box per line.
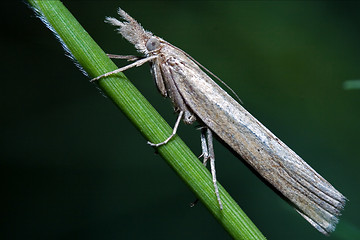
<box><xmin>200</xmin><ymin>127</ymin><xmax>210</xmax><ymax>166</ymax></box>
<box><xmin>151</xmin><ymin>57</ymin><xmax>167</xmax><ymax>97</ymax></box>
<box><xmin>147</xmin><ymin>111</ymin><xmax>184</xmax><ymax>147</ymax></box>
<box><xmin>205</xmin><ymin>128</ymin><xmax>223</xmax><ymax>210</ymax></box>
<box><xmin>106</xmin><ymin>54</ymin><xmax>140</xmax><ymax>61</ymax></box>
<box><xmin>90</xmin><ymin>55</ymin><xmax>158</xmax><ymax>82</ymax></box>
<box><xmin>190</xmin><ymin>128</ymin><xmax>210</xmax><ymax>208</ymax></box>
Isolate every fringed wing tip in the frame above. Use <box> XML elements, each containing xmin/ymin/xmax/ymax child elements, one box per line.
<box><xmin>297</xmin><ymin>195</ymin><xmax>346</xmax><ymax>235</ymax></box>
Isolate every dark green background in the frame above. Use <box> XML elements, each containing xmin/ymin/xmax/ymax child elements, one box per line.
<box><xmin>2</xmin><ymin>1</ymin><xmax>359</xmax><ymax>239</ymax></box>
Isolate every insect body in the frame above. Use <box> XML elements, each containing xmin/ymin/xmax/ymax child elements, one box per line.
<box><xmin>92</xmin><ymin>8</ymin><xmax>346</xmax><ymax>235</ymax></box>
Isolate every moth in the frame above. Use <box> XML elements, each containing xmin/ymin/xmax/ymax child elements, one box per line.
<box><xmin>91</xmin><ymin>8</ymin><xmax>346</xmax><ymax>235</ymax></box>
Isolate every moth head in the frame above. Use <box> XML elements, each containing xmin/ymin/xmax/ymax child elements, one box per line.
<box><xmin>105</xmin><ymin>8</ymin><xmax>153</xmax><ymax>54</ymax></box>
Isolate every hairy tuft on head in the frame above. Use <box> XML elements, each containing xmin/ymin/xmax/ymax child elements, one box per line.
<box><xmin>105</xmin><ymin>8</ymin><xmax>153</xmax><ymax>54</ymax></box>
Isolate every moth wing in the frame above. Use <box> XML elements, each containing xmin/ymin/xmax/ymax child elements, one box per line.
<box><xmin>167</xmin><ymin>56</ymin><xmax>345</xmax><ymax>234</ymax></box>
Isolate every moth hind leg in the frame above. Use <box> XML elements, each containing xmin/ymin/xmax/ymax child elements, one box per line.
<box><xmin>190</xmin><ymin>127</ymin><xmax>223</xmax><ymax>210</ymax></box>
<box><xmin>203</xmin><ymin>128</ymin><xmax>223</xmax><ymax>210</ymax></box>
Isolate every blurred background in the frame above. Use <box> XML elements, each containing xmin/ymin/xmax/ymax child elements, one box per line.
<box><xmin>2</xmin><ymin>1</ymin><xmax>360</xmax><ymax>239</ymax></box>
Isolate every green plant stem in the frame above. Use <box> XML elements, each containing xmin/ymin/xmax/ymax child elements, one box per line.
<box><xmin>27</xmin><ymin>1</ymin><xmax>266</xmax><ymax>239</ymax></box>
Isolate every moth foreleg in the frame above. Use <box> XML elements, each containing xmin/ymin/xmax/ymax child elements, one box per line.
<box><xmin>90</xmin><ymin>55</ymin><xmax>158</xmax><ymax>82</ymax></box>
<box><xmin>147</xmin><ymin>111</ymin><xmax>184</xmax><ymax>147</ymax></box>
<box><xmin>106</xmin><ymin>54</ymin><xmax>140</xmax><ymax>61</ymax></box>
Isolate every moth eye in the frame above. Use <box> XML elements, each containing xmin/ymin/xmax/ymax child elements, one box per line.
<box><xmin>146</xmin><ymin>37</ymin><xmax>160</xmax><ymax>51</ymax></box>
